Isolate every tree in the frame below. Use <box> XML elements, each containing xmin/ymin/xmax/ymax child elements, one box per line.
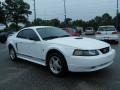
<box><xmin>32</xmin><ymin>18</ymin><xmax>61</xmax><ymax>27</ymax></box>
<box><xmin>32</xmin><ymin>18</ymin><xmax>43</xmax><ymax>26</ymax></box>
<box><xmin>101</xmin><ymin>13</ymin><xmax>113</xmax><ymax>25</ymax></box>
<box><xmin>113</xmin><ymin>13</ymin><xmax>120</xmax><ymax>28</ymax></box>
<box><xmin>2</xmin><ymin>0</ymin><xmax>31</xmax><ymax>29</ymax></box>
<box><xmin>85</xmin><ymin>13</ymin><xmax>114</xmax><ymax>30</ymax></box>
<box><xmin>50</xmin><ymin>19</ymin><xmax>60</xmax><ymax>27</ymax></box>
<box><xmin>87</xmin><ymin>19</ymin><xmax>96</xmax><ymax>29</ymax></box>
<box><xmin>32</xmin><ymin>18</ymin><xmax>50</xmax><ymax>26</ymax></box>
<box><xmin>72</xmin><ymin>19</ymin><xmax>86</xmax><ymax>28</ymax></box>
<box><xmin>64</xmin><ymin>18</ymin><xmax>72</xmax><ymax>27</ymax></box>
<box><xmin>94</xmin><ymin>16</ymin><xmax>102</xmax><ymax>28</ymax></box>
<box><xmin>0</xmin><ymin>1</ymin><xmax>9</xmax><ymax>28</ymax></box>
<box><xmin>0</xmin><ymin>2</ymin><xmax>4</xmax><ymax>24</ymax></box>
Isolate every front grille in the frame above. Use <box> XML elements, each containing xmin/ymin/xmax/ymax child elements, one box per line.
<box><xmin>100</xmin><ymin>47</ymin><xmax>109</xmax><ymax>54</ymax></box>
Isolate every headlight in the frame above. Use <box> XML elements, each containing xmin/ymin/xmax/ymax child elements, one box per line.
<box><xmin>73</xmin><ymin>49</ymin><xmax>99</xmax><ymax>56</ymax></box>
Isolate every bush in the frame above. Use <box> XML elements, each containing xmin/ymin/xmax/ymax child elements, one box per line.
<box><xmin>4</xmin><ymin>23</ymin><xmax>22</xmax><ymax>32</ymax></box>
<box><xmin>0</xmin><ymin>30</ymin><xmax>4</xmax><ymax>33</ymax></box>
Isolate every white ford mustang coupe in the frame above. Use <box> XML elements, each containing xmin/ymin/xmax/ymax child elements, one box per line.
<box><xmin>7</xmin><ymin>26</ymin><xmax>115</xmax><ymax>76</ymax></box>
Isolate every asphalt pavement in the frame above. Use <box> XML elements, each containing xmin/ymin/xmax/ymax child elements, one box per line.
<box><xmin>0</xmin><ymin>36</ymin><xmax>120</xmax><ymax>90</ymax></box>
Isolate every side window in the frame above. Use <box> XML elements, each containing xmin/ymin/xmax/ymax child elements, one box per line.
<box><xmin>17</xmin><ymin>29</ymin><xmax>40</xmax><ymax>41</ymax></box>
<box><xmin>17</xmin><ymin>30</ymin><xmax>26</xmax><ymax>38</ymax></box>
<box><xmin>27</xmin><ymin>29</ymin><xmax>40</xmax><ymax>41</ymax></box>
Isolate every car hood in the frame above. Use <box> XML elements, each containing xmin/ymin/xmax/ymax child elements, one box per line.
<box><xmin>47</xmin><ymin>37</ymin><xmax>110</xmax><ymax>50</ymax></box>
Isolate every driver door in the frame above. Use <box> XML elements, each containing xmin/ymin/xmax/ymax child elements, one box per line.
<box><xmin>16</xmin><ymin>29</ymin><xmax>44</xmax><ymax>60</ymax></box>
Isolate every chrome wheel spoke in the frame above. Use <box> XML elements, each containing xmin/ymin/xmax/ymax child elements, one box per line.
<box><xmin>55</xmin><ymin>60</ymin><xmax>62</xmax><ymax>69</ymax></box>
<box><xmin>10</xmin><ymin>49</ymin><xmax>15</xmax><ymax>60</ymax></box>
<box><xmin>53</xmin><ymin>65</ymin><xmax>58</xmax><ymax>71</ymax></box>
<box><xmin>49</xmin><ymin>56</ymin><xmax>62</xmax><ymax>74</ymax></box>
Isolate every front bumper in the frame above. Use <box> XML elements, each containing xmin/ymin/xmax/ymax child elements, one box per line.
<box><xmin>66</xmin><ymin>49</ymin><xmax>115</xmax><ymax>72</ymax></box>
<box><xmin>85</xmin><ymin>31</ymin><xmax>94</xmax><ymax>35</ymax></box>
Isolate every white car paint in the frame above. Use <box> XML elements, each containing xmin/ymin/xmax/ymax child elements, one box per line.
<box><xmin>85</xmin><ymin>27</ymin><xmax>95</xmax><ymax>35</ymax></box>
<box><xmin>7</xmin><ymin>26</ymin><xmax>115</xmax><ymax>72</ymax></box>
<box><xmin>96</xmin><ymin>26</ymin><xmax>119</xmax><ymax>41</ymax></box>
<box><xmin>47</xmin><ymin>37</ymin><xmax>109</xmax><ymax>50</ymax></box>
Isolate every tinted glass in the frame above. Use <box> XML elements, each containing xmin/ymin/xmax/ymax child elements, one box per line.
<box><xmin>98</xmin><ymin>27</ymin><xmax>116</xmax><ymax>31</ymax></box>
<box><xmin>27</xmin><ymin>29</ymin><xmax>40</xmax><ymax>41</ymax></box>
<box><xmin>17</xmin><ymin>30</ymin><xmax>25</xmax><ymax>38</ymax></box>
<box><xmin>69</xmin><ymin>29</ymin><xmax>76</xmax><ymax>33</ymax></box>
<box><xmin>86</xmin><ymin>27</ymin><xmax>93</xmax><ymax>30</ymax></box>
<box><xmin>37</xmin><ymin>27</ymin><xmax>70</xmax><ymax>40</ymax></box>
<box><xmin>17</xmin><ymin>29</ymin><xmax>39</xmax><ymax>41</ymax></box>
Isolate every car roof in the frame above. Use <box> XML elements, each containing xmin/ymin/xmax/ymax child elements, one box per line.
<box><xmin>23</xmin><ymin>26</ymin><xmax>54</xmax><ymax>30</ymax></box>
<box><xmin>86</xmin><ymin>27</ymin><xmax>93</xmax><ymax>28</ymax></box>
<box><xmin>99</xmin><ymin>25</ymin><xmax>115</xmax><ymax>28</ymax></box>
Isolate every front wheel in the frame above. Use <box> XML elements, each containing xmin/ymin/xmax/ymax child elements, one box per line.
<box><xmin>48</xmin><ymin>53</ymin><xmax>68</xmax><ymax>77</ymax></box>
<box><xmin>114</xmin><ymin>41</ymin><xmax>119</xmax><ymax>44</ymax></box>
<box><xmin>9</xmin><ymin>47</ymin><xmax>17</xmax><ymax>61</ymax></box>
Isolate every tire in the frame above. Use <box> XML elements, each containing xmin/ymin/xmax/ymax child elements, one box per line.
<box><xmin>112</xmin><ymin>40</ymin><xmax>119</xmax><ymax>44</ymax></box>
<box><xmin>47</xmin><ymin>53</ymin><xmax>68</xmax><ymax>77</ymax></box>
<box><xmin>0</xmin><ymin>38</ymin><xmax>6</xmax><ymax>43</ymax></box>
<box><xmin>9</xmin><ymin>47</ymin><xmax>17</xmax><ymax>61</ymax></box>
<box><xmin>0</xmin><ymin>36</ymin><xmax>7</xmax><ymax>43</ymax></box>
<box><xmin>0</xmin><ymin>40</ymin><xmax>6</xmax><ymax>43</ymax></box>
<box><xmin>115</xmin><ymin>41</ymin><xmax>119</xmax><ymax>44</ymax></box>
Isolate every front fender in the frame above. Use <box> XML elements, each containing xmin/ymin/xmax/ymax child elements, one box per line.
<box><xmin>44</xmin><ymin>44</ymin><xmax>74</xmax><ymax>61</ymax></box>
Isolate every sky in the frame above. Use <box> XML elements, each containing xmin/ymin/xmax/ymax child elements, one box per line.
<box><xmin>1</xmin><ymin>0</ymin><xmax>120</xmax><ymax>21</ymax></box>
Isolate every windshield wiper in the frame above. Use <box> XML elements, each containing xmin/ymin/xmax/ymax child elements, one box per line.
<box><xmin>60</xmin><ymin>35</ymin><xmax>70</xmax><ymax>37</ymax></box>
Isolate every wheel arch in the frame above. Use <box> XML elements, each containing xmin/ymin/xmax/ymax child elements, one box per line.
<box><xmin>8</xmin><ymin>43</ymin><xmax>16</xmax><ymax>52</ymax></box>
<box><xmin>46</xmin><ymin>49</ymin><xmax>68</xmax><ymax>66</ymax></box>
<box><xmin>8</xmin><ymin>44</ymin><xmax>14</xmax><ymax>49</ymax></box>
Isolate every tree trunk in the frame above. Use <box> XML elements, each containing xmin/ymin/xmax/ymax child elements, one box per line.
<box><xmin>15</xmin><ymin>21</ymin><xmax>19</xmax><ymax>31</ymax></box>
<box><xmin>4</xmin><ymin>21</ymin><xmax>8</xmax><ymax>29</ymax></box>
<box><xmin>5</xmin><ymin>23</ymin><xmax>8</xmax><ymax>28</ymax></box>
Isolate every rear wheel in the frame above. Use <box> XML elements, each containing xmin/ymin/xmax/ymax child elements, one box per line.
<box><xmin>0</xmin><ymin>38</ymin><xmax>6</xmax><ymax>43</ymax></box>
<box><xmin>47</xmin><ymin>53</ymin><xmax>68</xmax><ymax>77</ymax></box>
<box><xmin>114</xmin><ymin>41</ymin><xmax>119</xmax><ymax>44</ymax></box>
<box><xmin>9</xmin><ymin>47</ymin><xmax>17</xmax><ymax>61</ymax></box>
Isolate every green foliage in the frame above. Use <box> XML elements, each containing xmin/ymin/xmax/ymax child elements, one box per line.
<box><xmin>101</xmin><ymin>13</ymin><xmax>113</xmax><ymax>25</ymax></box>
<box><xmin>72</xmin><ymin>20</ymin><xmax>86</xmax><ymax>28</ymax></box>
<box><xmin>85</xmin><ymin>13</ymin><xmax>114</xmax><ymax>30</ymax></box>
<box><xmin>0</xmin><ymin>1</ymin><xmax>9</xmax><ymax>28</ymax></box>
<box><xmin>65</xmin><ymin>18</ymin><xmax>72</xmax><ymax>27</ymax></box>
<box><xmin>31</xmin><ymin>13</ymin><xmax>118</xmax><ymax>30</ymax></box>
<box><xmin>32</xmin><ymin>18</ymin><xmax>44</xmax><ymax>26</ymax></box>
<box><xmin>0</xmin><ymin>0</ymin><xmax>119</xmax><ymax>31</ymax></box>
<box><xmin>25</xmin><ymin>13</ymin><xmax>120</xmax><ymax>30</ymax></box>
<box><xmin>8</xmin><ymin>23</ymin><xmax>21</xmax><ymax>31</ymax></box>
<box><xmin>0</xmin><ymin>2</ymin><xmax>3</xmax><ymax>23</ymax></box>
<box><xmin>113</xmin><ymin>13</ymin><xmax>120</xmax><ymax>27</ymax></box>
<box><xmin>50</xmin><ymin>19</ymin><xmax>60</xmax><ymax>27</ymax></box>
<box><xmin>3</xmin><ymin>23</ymin><xmax>20</xmax><ymax>32</ymax></box>
<box><xmin>5</xmin><ymin>0</ymin><xmax>31</xmax><ymax>24</ymax></box>
<box><xmin>32</xmin><ymin>18</ymin><xmax>61</xmax><ymax>27</ymax></box>
<box><xmin>0</xmin><ymin>0</ymin><xmax>31</xmax><ymax>30</ymax></box>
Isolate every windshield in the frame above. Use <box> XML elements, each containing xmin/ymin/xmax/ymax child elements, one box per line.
<box><xmin>68</xmin><ymin>28</ymin><xmax>77</xmax><ymax>33</ymax></box>
<box><xmin>86</xmin><ymin>27</ymin><xmax>93</xmax><ymax>30</ymax></box>
<box><xmin>98</xmin><ymin>27</ymin><xmax>116</xmax><ymax>31</ymax></box>
<box><xmin>71</xmin><ymin>29</ymin><xmax>78</xmax><ymax>32</ymax></box>
<box><xmin>37</xmin><ymin>27</ymin><xmax>70</xmax><ymax>40</ymax></box>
